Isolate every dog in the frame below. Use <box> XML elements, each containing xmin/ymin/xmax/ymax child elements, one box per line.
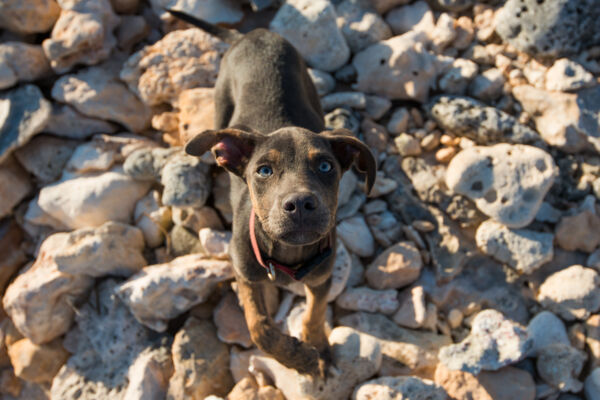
<box><xmin>168</xmin><ymin>9</ymin><xmax>376</xmax><ymax>377</ymax></box>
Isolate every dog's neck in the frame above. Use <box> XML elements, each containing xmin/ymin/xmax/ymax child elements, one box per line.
<box><xmin>251</xmin><ymin>211</ymin><xmax>330</xmax><ymax>268</ymax></box>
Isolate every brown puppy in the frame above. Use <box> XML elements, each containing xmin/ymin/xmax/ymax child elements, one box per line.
<box><xmin>169</xmin><ymin>10</ymin><xmax>376</xmax><ymax>377</ymax></box>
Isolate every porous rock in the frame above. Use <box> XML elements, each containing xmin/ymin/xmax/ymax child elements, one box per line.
<box><xmin>42</xmin><ymin>0</ymin><xmax>119</xmax><ymax>73</ymax></box>
<box><xmin>250</xmin><ymin>326</ymin><xmax>381</xmax><ymax>400</ymax></box>
<box><xmin>116</xmin><ymin>254</ymin><xmax>234</xmax><ymax>331</ymax></box>
<box><xmin>51</xmin><ymin>279</ymin><xmax>168</xmax><ymax>400</ymax></box>
<box><xmin>49</xmin><ymin>221</ymin><xmax>146</xmax><ymax>277</ymax></box>
<box><xmin>512</xmin><ymin>85</ymin><xmax>600</xmax><ymax>153</ymax></box>
<box><xmin>438</xmin><ymin>309</ymin><xmax>533</xmax><ymax>374</ymax></box>
<box><xmin>495</xmin><ymin>0</ymin><xmax>600</xmax><ymax>58</ymax></box>
<box><xmin>270</xmin><ymin>0</ymin><xmax>350</xmax><ymax>72</ymax></box>
<box><xmin>475</xmin><ymin>220</ymin><xmax>554</xmax><ymax>274</ymax></box>
<box><xmin>353</xmin><ymin>376</ymin><xmax>447</xmax><ymax>400</ymax></box>
<box><xmin>52</xmin><ymin>60</ymin><xmax>152</xmax><ymax>132</ymax></box>
<box><xmin>121</xmin><ymin>28</ymin><xmax>228</xmax><ymax>106</ymax></box>
<box><xmin>353</xmin><ymin>32</ymin><xmax>446</xmax><ymax>102</ymax></box>
<box><xmin>427</xmin><ymin>95</ymin><xmax>539</xmax><ymax>145</ymax></box>
<box><xmin>37</xmin><ymin>167</ymin><xmax>151</xmax><ymax>230</ymax></box>
<box><xmin>538</xmin><ymin>265</ymin><xmax>600</xmax><ymax>321</ymax></box>
<box><xmin>446</xmin><ymin>144</ymin><xmax>557</xmax><ymax>228</ymax></box>
<box><xmin>167</xmin><ymin>317</ymin><xmax>234</xmax><ymax>399</ymax></box>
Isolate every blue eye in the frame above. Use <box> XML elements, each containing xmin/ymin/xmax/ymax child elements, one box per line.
<box><xmin>257</xmin><ymin>165</ymin><xmax>273</xmax><ymax>177</ymax></box>
<box><xmin>319</xmin><ymin>161</ymin><xmax>332</xmax><ymax>173</ymax></box>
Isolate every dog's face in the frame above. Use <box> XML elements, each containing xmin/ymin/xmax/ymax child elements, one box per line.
<box><xmin>186</xmin><ymin>126</ymin><xmax>376</xmax><ymax>246</ymax></box>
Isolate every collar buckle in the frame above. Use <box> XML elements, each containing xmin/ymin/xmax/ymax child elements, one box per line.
<box><xmin>266</xmin><ymin>262</ymin><xmax>277</xmax><ymax>281</ymax></box>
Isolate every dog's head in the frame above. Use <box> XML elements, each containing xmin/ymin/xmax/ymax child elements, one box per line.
<box><xmin>186</xmin><ymin>126</ymin><xmax>376</xmax><ymax>246</ymax></box>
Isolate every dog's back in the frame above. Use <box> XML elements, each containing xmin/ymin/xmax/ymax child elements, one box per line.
<box><xmin>167</xmin><ymin>9</ymin><xmax>324</xmax><ymax>134</ymax></box>
<box><xmin>215</xmin><ymin>29</ymin><xmax>324</xmax><ymax>133</ymax></box>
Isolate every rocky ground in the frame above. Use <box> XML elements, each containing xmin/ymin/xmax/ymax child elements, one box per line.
<box><xmin>1</xmin><ymin>0</ymin><xmax>600</xmax><ymax>399</ymax></box>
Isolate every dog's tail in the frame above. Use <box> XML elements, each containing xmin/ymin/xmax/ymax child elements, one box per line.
<box><xmin>166</xmin><ymin>9</ymin><xmax>242</xmax><ymax>45</ymax></box>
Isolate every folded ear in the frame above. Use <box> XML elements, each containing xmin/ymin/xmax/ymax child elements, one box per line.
<box><xmin>322</xmin><ymin>129</ymin><xmax>377</xmax><ymax>194</ymax></box>
<box><xmin>185</xmin><ymin>127</ymin><xmax>263</xmax><ymax>176</ymax></box>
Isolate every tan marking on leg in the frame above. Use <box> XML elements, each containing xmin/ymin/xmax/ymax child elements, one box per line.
<box><xmin>236</xmin><ymin>277</ymin><xmax>321</xmax><ymax>375</ymax></box>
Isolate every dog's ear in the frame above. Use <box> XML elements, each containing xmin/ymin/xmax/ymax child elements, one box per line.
<box><xmin>185</xmin><ymin>128</ymin><xmax>263</xmax><ymax>176</ymax></box>
<box><xmin>322</xmin><ymin>128</ymin><xmax>377</xmax><ymax>194</ymax></box>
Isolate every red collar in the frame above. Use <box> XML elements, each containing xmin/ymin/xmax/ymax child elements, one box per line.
<box><xmin>249</xmin><ymin>208</ymin><xmax>333</xmax><ymax>281</ymax></box>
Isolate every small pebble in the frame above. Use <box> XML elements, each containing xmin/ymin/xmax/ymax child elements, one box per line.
<box><xmin>394</xmin><ymin>133</ymin><xmax>422</xmax><ymax>157</ymax></box>
<box><xmin>447</xmin><ymin>308</ymin><xmax>463</xmax><ymax>329</ymax></box>
<box><xmin>435</xmin><ymin>146</ymin><xmax>457</xmax><ymax>163</ymax></box>
<box><xmin>412</xmin><ymin>220</ymin><xmax>434</xmax><ymax>232</ymax></box>
<box><xmin>420</xmin><ymin>131</ymin><xmax>441</xmax><ymax>151</ymax></box>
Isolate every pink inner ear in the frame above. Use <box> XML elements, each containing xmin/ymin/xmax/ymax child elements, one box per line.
<box><xmin>212</xmin><ymin>138</ymin><xmax>245</xmax><ymax>168</ymax></box>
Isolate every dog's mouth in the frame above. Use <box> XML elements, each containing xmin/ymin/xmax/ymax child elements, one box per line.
<box><xmin>278</xmin><ymin>229</ymin><xmax>323</xmax><ymax>245</ymax></box>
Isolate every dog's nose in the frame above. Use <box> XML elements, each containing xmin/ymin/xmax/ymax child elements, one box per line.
<box><xmin>282</xmin><ymin>192</ymin><xmax>318</xmax><ymax>213</ymax></box>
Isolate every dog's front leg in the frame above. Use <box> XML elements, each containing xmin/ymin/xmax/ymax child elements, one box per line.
<box><xmin>301</xmin><ymin>278</ymin><xmax>331</xmax><ymax>353</ymax></box>
<box><xmin>236</xmin><ymin>277</ymin><xmax>322</xmax><ymax>376</ymax></box>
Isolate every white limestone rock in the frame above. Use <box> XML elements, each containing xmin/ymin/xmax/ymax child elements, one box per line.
<box><xmin>438</xmin><ymin>309</ymin><xmax>533</xmax><ymax>374</ymax></box>
<box><xmin>446</xmin><ymin>144</ymin><xmax>557</xmax><ymax>228</ymax></box>
<box><xmin>475</xmin><ymin>220</ymin><xmax>554</xmax><ymax>274</ymax></box>
<box><xmin>120</xmin><ymin>28</ymin><xmax>228</xmax><ymax>106</ymax></box>
<box><xmin>537</xmin><ymin>265</ymin><xmax>600</xmax><ymax>321</ymax></box>
<box><xmin>116</xmin><ymin>255</ymin><xmax>234</xmax><ymax>331</ymax></box>
<box><xmin>353</xmin><ymin>31</ymin><xmax>447</xmax><ymax>102</ymax></box>
<box><xmin>270</xmin><ymin>0</ymin><xmax>350</xmax><ymax>72</ymax></box>
<box><xmin>42</xmin><ymin>0</ymin><xmax>119</xmax><ymax>73</ymax></box>
<box><xmin>37</xmin><ymin>167</ymin><xmax>151</xmax><ymax>230</ymax></box>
